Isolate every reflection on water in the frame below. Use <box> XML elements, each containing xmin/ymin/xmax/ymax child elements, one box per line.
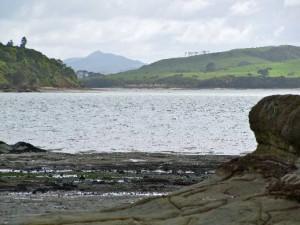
<box><xmin>0</xmin><ymin>89</ymin><xmax>299</xmax><ymax>155</ymax></box>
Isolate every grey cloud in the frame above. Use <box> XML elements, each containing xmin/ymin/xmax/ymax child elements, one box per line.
<box><xmin>0</xmin><ymin>0</ymin><xmax>299</xmax><ymax>63</ymax></box>
<box><xmin>284</xmin><ymin>0</ymin><xmax>300</xmax><ymax>6</ymax></box>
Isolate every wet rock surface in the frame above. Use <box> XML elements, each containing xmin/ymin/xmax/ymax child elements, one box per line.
<box><xmin>0</xmin><ymin>151</ymin><xmax>232</xmax><ymax>224</ymax></box>
<box><xmin>0</xmin><ymin>192</ymin><xmax>147</xmax><ymax>225</ymax></box>
<box><xmin>0</xmin><ymin>152</ymin><xmax>232</xmax><ymax>194</ymax></box>
<box><xmin>22</xmin><ymin>95</ymin><xmax>300</xmax><ymax>225</ymax></box>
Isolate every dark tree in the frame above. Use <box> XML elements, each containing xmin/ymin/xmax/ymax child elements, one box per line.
<box><xmin>205</xmin><ymin>62</ymin><xmax>216</xmax><ymax>72</ymax></box>
<box><xmin>20</xmin><ymin>36</ymin><xmax>27</xmax><ymax>48</ymax></box>
<box><xmin>6</xmin><ymin>40</ymin><xmax>14</xmax><ymax>47</ymax></box>
<box><xmin>257</xmin><ymin>68</ymin><xmax>272</xmax><ymax>77</ymax></box>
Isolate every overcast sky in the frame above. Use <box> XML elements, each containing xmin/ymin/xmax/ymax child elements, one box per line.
<box><xmin>0</xmin><ymin>0</ymin><xmax>299</xmax><ymax>63</ymax></box>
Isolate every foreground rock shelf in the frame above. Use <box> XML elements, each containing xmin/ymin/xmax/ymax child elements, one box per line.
<box><xmin>0</xmin><ymin>150</ymin><xmax>232</xmax><ymax>194</ymax></box>
<box><xmin>23</xmin><ymin>95</ymin><xmax>300</xmax><ymax>225</ymax></box>
<box><xmin>0</xmin><ymin>144</ymin><xmax>232</xmax><ymax>224</ymax></box>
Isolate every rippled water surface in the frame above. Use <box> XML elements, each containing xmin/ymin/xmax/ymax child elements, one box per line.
<box><xmin>0</xmin><ymin>89</ymin><xmax>299</xmax><ymax>154</ymax></box>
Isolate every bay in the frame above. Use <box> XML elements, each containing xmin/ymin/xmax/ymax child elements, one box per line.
<box><xmin>0</xmin><ymin>89</ymin><xmax>299</xmax><ymax>155</ymax></box>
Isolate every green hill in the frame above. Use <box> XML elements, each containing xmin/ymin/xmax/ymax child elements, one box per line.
<box><xmin>0</xmin><ymin>43</ymin><xmax>79</xmax><ymax>90</ymax></box>
<box><xmin>82</xmin><ymin>45</ymin><xmax>300</xmax><ymax>88</ymax></box>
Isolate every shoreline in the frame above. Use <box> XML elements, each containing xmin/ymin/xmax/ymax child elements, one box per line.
<box><xmin>1</xmin><ymin>86</ymin><xmax>300</xmax><ymax>93</ymax></box>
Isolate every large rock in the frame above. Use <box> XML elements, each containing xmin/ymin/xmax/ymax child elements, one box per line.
<box><xmin>23</xmin><ymin>95</ymin><xmax>300</xmax><ymax>225</ymax></box>
<box><xmin>250</xmin><ymin>95</ymin><xmax>300</xmax><ymax>157</ymax></box>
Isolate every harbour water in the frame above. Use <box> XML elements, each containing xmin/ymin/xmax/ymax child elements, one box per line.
<box><xmin>0</xmin><ymin>89</ymin><xmax>299</xmax><ymax>155</ymax></box>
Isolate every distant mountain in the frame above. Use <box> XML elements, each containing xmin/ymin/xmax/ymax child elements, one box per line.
<box><xmin>64</xmin><ymin>51</ymin><xmax>145</xmax><ymax>74</ymax></box>
<box><xmin>81</xmin><ymin>45</ymin><xmax>300</xmax><ymax>88</ymax></box>
<box><xmin>0</xmin><ymin>43</ymin><xmax>78</xmax><ymax>90</ymax></box>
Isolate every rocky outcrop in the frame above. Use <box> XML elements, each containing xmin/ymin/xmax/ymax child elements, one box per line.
<box><xmin>250</xmin><ymin>95</ymin><xmax>300</xmax><ymax>158</ymax></box>
<box><xmin>0</xmin><ymin>141</ymin><xmax>46</xmax><ymax>154</ymax></box>
<box><xmin>24</xmin><ymin>95</ymin><xmax>300</xmax><ymax>225</ymax></box>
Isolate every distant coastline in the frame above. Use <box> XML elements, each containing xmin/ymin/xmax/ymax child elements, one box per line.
<box><xmin>2</xmin><ymin>45</ymin><xmax>300</xmax><ymax>91</ymax></box>
<box><xmin>2</xmin><ymin>82</ymin><xmax>300</xmax><ymax>93</ymax></box>
<box><xmin>80</xmin><ymin>76</ymin><xmax>300</xmax><ymax>89</ymax></box>
<box><xmin>79</xmin><ymin>45</ymin><xmax>300</xmax><ymax>89</ymax></box>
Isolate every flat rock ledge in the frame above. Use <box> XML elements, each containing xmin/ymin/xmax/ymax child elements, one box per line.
<box><xmin>24</xmin><ymin>95</ymin><xmax>300</xmax><ymax>225</ymax></box>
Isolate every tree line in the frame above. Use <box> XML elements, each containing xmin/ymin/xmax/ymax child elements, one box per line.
<box><xmin>5</xmin><ymin>37</ymin><xmax>27</xmax><ymax>48</ymax></box>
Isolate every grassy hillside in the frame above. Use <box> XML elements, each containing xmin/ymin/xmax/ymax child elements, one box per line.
<box><xmin>81</xmin><ymin>45</ymin><xmax>300</xmax><ymax>88</ymax></box>
<box><xmin>0</xmin><ymin>43</ymin><xmax>79</xmax><ymax>90</ymax></box>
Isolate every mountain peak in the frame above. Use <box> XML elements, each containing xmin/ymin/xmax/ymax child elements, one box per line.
<box><xmin>87</xmin><ymin>50</ymin><xmax>105</xmax><ymax>57</ymax></box>
<box><xmin>64</xmin><ymin>51</ymin><xmax>145</xmax><ymax>74</ymax></box>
